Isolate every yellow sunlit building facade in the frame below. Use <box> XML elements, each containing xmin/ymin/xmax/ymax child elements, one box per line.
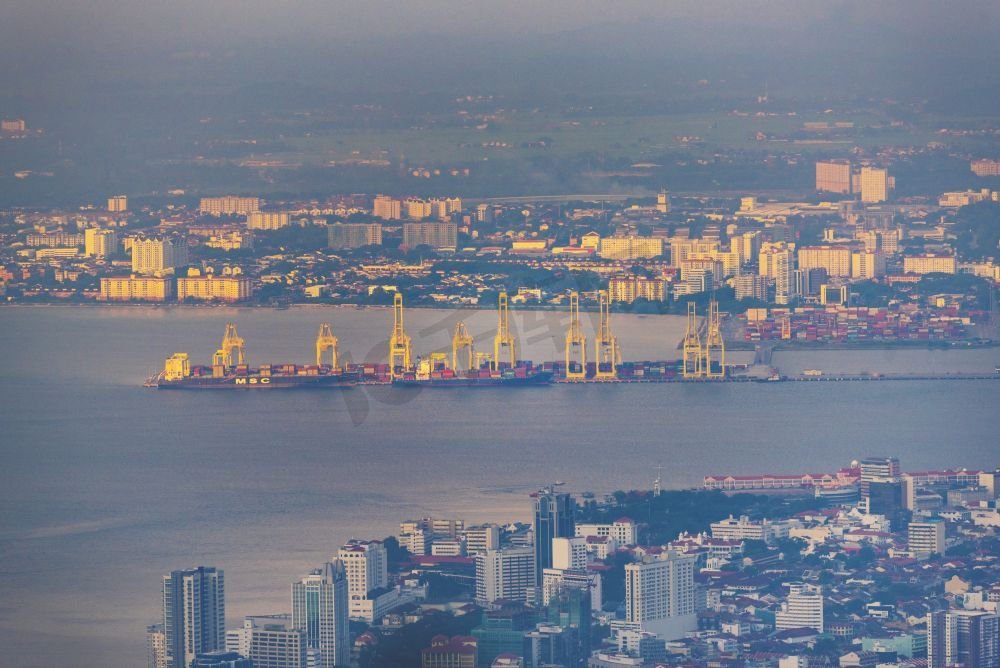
<box><xmin>608</xmin><ymin>277</ymin><xmax>668</xmax><ymax>303</ymax></box>
<box><xmin>598</xmin><ymin>236</ymin><xmax>664</xmax><ymax>260</ymax></box>
<box><xmin>797</xmin><ymin>245</ymin><xmax>852</xmax><ymax>278</ymax></box>
<box><xmin>815</xmin><ymin>160</ymin><xmax>852</xmax><ymax>194</ymax></box>
<box><xmin>176</xmin><ymin>275</ymin><xmax>254</xmax><ymax>302</ymax></box>
<box><xmin>100</xmin><ymin>276</ymin><xmax>174</xmax><ymax>301</ymax></box>
<box><xmin>199</xmin><ymin>196</ymin><xmax>260</xmax><ymax>216</ymax></box>
<box><xmin>246</xmin><ymin>212</ymin><xmax>290</xmax><ymax>230</ymax></box>
<box><xmin>903</xmin><ymin>255</ymin><xmax>957</xmax><ymax>275</ymax></box>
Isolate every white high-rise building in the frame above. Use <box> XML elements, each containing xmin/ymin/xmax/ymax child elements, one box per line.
<box><xmin>464</xmin><ymin>524</ymin><xmax>500</xmax><ymax>555</ymax></box>
<box><xmin>248</xmin><ymin>621</ymin><xmax>307</xmax><ymax>668</ymax></box>
<box><xmin>373</xmin><ymin>195</ymin><xmax>402</xmax><ymax>220</ymax></box>
<box><xmin>624</xmin><ymin>552</ymin><xmax>697</xmax><ymax>639</ymax></box>
<box><xmin>162</xmin><ymin>567</ymin><xmax>226</xmax><ymax>668</ymax></box>
<box><xmin>734</xmin><ymin>231</ymin><xmax>762</xmax><ymax>266</ymax></box>
<box><xmin>85</xmin><ymin>227</ymin><xmax>119</xmax><ymax>258</ymax></box>
<box><xmin>851</xmin><ymin>249</ymin><xmax>886</xmax><ymax>279</ymax></box>
<box><xmin>147</xmin><ymin>624</ymin><xmax>168</xmax><ymax>668</ymax></box>
<box><xmin>860</xmin><ymin>167</ymin><xmax>891</xmax><ymax>203</ymax></box>
<box><xmin>758</xmin><ymin>242</ymin><xmax>795</xmax><ymax>304</ymax></box>
<box><xmin>247</xmin><ymin>212</ymin><xmax>290</xmax><ymax>230</ymax></box>
<box><xmin>474</xmin><ymin>546</ymin><xmax>535</xmax><ymax>605</ymax></box>
<box><xmin>775</xmin><ymin>584</ymin><xmax>824</xmax><ymax>633</ymax></box>
<box><xmin>337</xmin><ymin>540</ymin><xmax>387</xmax><ymax>619</ymax></box>
<box><xmin>475</xmin><ymin>203</ymin><xmax>494</xmax><ymax>223</ymax></box>
<box><xmin>398</xmin><ymin>528</ymin><xmax>430</xmax><ymax>555</ymax></box>
<box><xmin>542</xmin><ymin>568</ymin><xmax>602</xmax><ymax>611</ymax></box>
<box><xmin>908</xmin><ymin>518</ymin><xmax>946</xmax><ymax>558</ymax></box>
<box><xmin>132</xmin><ymin>237</ymin><xmax>188</xmax><ymax>276</ymax></box>
<box><xmin>928</xmin><ymin>609</ymin><xmax>999</xmax><ymax>668</ymax></box>
<box><xmin>292</xmin><ymin>561</ymin><xmax>350</xmax><ymax>668</ymax></box>
<box><xmin>552</xmin><ymin>537</ymin><xmax>588</xmax><ymax>571</ymax></box>
<box><xmin>575</xmin><ymin>519</ymin><xmax>637</xmax><ymax>546</ymax></box>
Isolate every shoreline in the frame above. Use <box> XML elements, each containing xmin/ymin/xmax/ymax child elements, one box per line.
<box><xmin>1</xmin><ymin>301</ymin><xmax>670</xmax><ymax>315</ymax></box>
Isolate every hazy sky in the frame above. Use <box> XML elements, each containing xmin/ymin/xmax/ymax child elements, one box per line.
<box><xmin>5</xmin><ymin>0</ymin><xmax>998</xmax><ymax>46</ymax></box>
<box><xmin>3</xmin><ymin>0</ymin><xmax>999</xmax><ymax>112</ymax></box>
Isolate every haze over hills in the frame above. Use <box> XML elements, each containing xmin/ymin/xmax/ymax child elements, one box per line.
<box><xmin>2</xmin><ymin>1</ymin><xmax>999</xmax><ymax>111</ymax></box>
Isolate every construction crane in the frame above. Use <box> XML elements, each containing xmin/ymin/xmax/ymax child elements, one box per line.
<box><xmin>388</xmin><ymin>292</ymin><xmax>412</xmax><ymax>378</ymax></box>
<box><xmin>213</xmin><ymin>322</ymin><xmax>246</xmax><ymax>370</ymax></box>
<box><xmin>682</xmin><ymin>302</ymin><xmax>703</xmax><ymax>379</ymax></box>
<box><xmin>704</xmin><ymin>300</ymin><xmax>726</xmax><ymax>379</ymax></box>
<box><xmin>452</xmin><ymin>321</ymin><xmax>475</xmax><ymax>372</ymax></box>
<box><xmin>493</xmin><ymin>290</ymin><xmax>516</xmax><ymax>369</ymax></box>
<box><xmin>565</xmin><ymin>291</ymin><xmax>587</xmax><ymax>380</ymax></box>
<box><xmin>594</xmin><ymin>290</ymin><xmax>620</xmax><ymax>380</ymax></box>
<box><xmin>316</xmin><ymin>323</ymin><xmax>339</xmax><ymax>368</ymax></box>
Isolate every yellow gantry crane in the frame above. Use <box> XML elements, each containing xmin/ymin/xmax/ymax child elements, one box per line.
<box><xmin>388</xmin><ymin>292</ymin><xmax>412</xmax><ymax>378</ymax></box>
<box><xmin>704</xmin><ymin>300</ymin><xmax>726</xmax><ymax>379</ymax></box>
<box><xmin>565</xmin><ymin>291</ymin><xmax>587</xmax><ymax>380</ymax></box>
<box><xmin>595</xmin><ymin>290</ymin><xmax>621</xmax><ymax>380</ymax></box>
<box><xmin>493</xmin><ymin>291</ymin><xmax>516</xmax><ymax>369</ymax></box>
<box><xmin>452</xmin><ymin>321</ymin><xmax>475</xmax><ymax>372</ymax></box>
<box><xmin>682</xmin><ymin>302</ymin><xmax>702</xmax><ymax>379</ymax></box>
<box><xmin>316</xmin><ymin>323</ymin><xmax>339</xmax><ymax>368</ymax></box>
<box><xmin>213</xmin><ymin>322</ymin><xmax>246</xmax><ymax>371</ymax></box>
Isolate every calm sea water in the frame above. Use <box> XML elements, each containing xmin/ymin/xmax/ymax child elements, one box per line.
<box><xmin>0</xmin><ymin>306</ymin><xmax>997</xmax><ymax>666</ymax></box>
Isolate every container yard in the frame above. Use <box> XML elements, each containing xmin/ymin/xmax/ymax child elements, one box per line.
<box><xmin>742</xmin><ymin>305</ymin><xmax>971</xmax><ymax>343</ymax></box>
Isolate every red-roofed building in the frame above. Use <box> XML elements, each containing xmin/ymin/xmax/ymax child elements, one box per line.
<box><xmin>703</xmin><ymin>469</ymin><xmax>860</xmax><ymax>491</ymax></box>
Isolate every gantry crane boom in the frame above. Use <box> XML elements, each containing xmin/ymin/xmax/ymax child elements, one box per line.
<box><xmin>213</xmin><ymin>322</ymin><xmax>246</xmax><ymax>369</ymax></box>
<box><xmin>388</xmin><ymin>293</ymin><xmax>412</xmax><ymax>377</ymax></box>
<box><xmin>594</xmin><ymin>290</ymin><xmax>620</xmax><ymax>379</ymax></box>
<box><xmin>565</xmin><ymin>291</ymin><xmax>587</xmax><ymax>380</ymax></box>
<box><xmin>493</xmin><ymin>291</ymin><xmax>516</xmax><ymax>369</ymax></box>
<box><xmin>452</xmin><ymin>321</ymin><xmax>475</xmax><ymax>371</ymax></box>
<box><xmin>682</xmin><ymin>302</ymin><xmax>703</xmax><ymax>379</ymax></box>
<box><xmin>704</xmin><ymin>299</ymin><xmax>726</xmax><ymax>379</ymax></box>
<box><xmin>316</xmin><ymin>323</ymin><xmax>339</xmax><ymax>368</ymax></box>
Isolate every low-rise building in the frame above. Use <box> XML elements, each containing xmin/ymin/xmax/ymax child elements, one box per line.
<box><xmin>200</xmin><ymin>196</ymin><xmax>260</xmax><ymax>216</ymax></box>
<box><xmin>100</xmin><ymin>275</ymin><xmax>174</xmax><ymax>301</ymax></box>
<box><xmin>177</xmin><ymin>274</ymin><xmax>254</xmax><ymax>302</ymax></box>
<box><xmin>903</xmin><ymin>255</ymin><xmax>957</xmax><ymax>275</ymax></box>
<box><xmin>246</xmin><ymin>212</ymin><xmax>290</xmax><ymax>230</ymax></box>
<box><xmin>608</xmin><ymin>277</ymin><xmax>667</xmax><ymax>303</ymax></box>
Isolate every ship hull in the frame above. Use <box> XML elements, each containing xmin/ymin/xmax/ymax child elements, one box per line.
<box><xmin>157</xmin><ymin>374</ymin><xmax>356</xmax><ymax>389</ymax></box>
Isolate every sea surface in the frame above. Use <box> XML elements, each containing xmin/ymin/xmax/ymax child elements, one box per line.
<box><xmin>0</xmin><ymin>306</ymin><xmax>997</xmax><ymax>666</ymax></box>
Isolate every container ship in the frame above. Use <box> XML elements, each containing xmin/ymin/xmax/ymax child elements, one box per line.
<box><xmin>148</xmin><ymin>292</ymin><xmax>731</xmax><ymax>390</ymax></box>
<box><xmin>391</xmin><ymin>358</ymin><xmax>553</xmax><ymax>387</ymax></box>
<box><xmin>149</xmin><ymin>323</ymin><xmax>358</xmax><ymax>390</ymax></box>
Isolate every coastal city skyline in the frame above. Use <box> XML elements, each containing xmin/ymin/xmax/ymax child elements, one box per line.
<box><xmin>147</xmin><ymin>457</ymin><xmax>1000</xmax><ymax>667</ymax></box>
<box><xmin>1</xmin><ymin>1</ymin><xmax>999</xmax><ymax>667</ymax></box>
